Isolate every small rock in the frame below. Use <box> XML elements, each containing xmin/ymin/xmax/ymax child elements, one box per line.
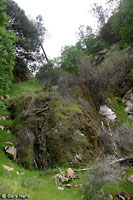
<box><xmin>127</xmin><ymin>175</ymin><xmax>133</xmax><ymax>184</ymax></box>
<box><xmin>16</xmin><ymin>171</ymin><xmax>24</xmax><ymax>175</ymax></box>
<box><xmin>3</xmin><ymin>165</ymin><xmax>14</xmax><ymax>172</ymax></box>
<box><xmin>75</xmin><ymin>153</ymin><xmax>82</xmax><ymax>161</ymax></box>
<box><xmin>0</xmin><ymin>116</ymin><xmax>6</xmax><ymax>120</ymax></box>
<box><xmin>57</xmin><ymin>186</ymin><xmax>64</xmax><ymax>191</ymax></box>
<box><xmin>109</xmin><ymin>194</ymin><xmax>114</xmax><ymax>200</ymax></box>
<box><xmin>74</xmin><ymin>184</ymin><xmax>83</xmax><ymax>188</ymax></box>
<box><xmin>0</xmin><ymin>125</ymin><xmax>4</xmax><ymax>130</ymax></box>
<box><xmin>65</xmin><ymin>184</ymin><xmax>72</xmax><ymax>189</ymax></box>
<box><xmin>7</xmin><ymin>130</ymin><xmax>11</xmax><ymax>134</ymax></box>
<box><xmin>76</xmin><ymin>130</ymin><xmax>84</xmax><ymax>137</ymax></box>
<box><xmin>5</xmin><ymin>142</ymin><xmax>13</xmax><ymax>145</ymax></box>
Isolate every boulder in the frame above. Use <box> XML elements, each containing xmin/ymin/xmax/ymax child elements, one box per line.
<box><xmin>99</xmin><ymin>105</ymin><xmax>116</xmax><ymax>122</ymax></box>
<box><xmin>67</xmin><ymin>168</ymin><xmax>76</xmax><ymax>179</ymax></box>
<box><xmin>4</xmin><ymin>143</ymin><xmax>16</xmax><ymax>160</ymax></box>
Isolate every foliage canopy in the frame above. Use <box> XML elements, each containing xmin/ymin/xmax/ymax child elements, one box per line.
<box><xmin>5</xmin><ymin>0</ymin><xmax>47</xmax><ymax>81</ymax></box>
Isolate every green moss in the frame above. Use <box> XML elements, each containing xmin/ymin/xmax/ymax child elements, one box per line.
<box><xmin>68</xmin><ymin>103</ymin><xmax>82</xmax><ymax>114</ymax></box>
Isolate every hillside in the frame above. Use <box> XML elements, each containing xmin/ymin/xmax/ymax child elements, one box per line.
<box><xmin>0</xmin><ymin>0</ymin><xmax>133</xmax><ymax>199</ymax></box>
<box><xmin>0</xmin><ymin>46</ymin><xmax>133</xmax><ymax>199</ymax></box>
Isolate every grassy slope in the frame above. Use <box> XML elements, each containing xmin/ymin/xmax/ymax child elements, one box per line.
<box><xmin>0</xmin><ymin>80</ymin><xmax>85</xmax><ymax>200</ymax></box>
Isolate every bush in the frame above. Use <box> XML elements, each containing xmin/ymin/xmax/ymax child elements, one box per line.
<box><xmin>36</xmin><ymin>63</ymin><xmax>78</xmax><ymax>100</ymax></box>
<box><xmin>78</xmin><ymin>50</ymin><xmax>133</xmax><ymax>106</ymax></box>
<box><xmin>120</xmin><ymin>26</ymin><xmax>133</xmax><ymax>44</ymax></box>
<box><xmin>99</xmin><ymin>123</ymin><xmax>133</xmax><ymax>157</ymax></box>
<box><xmin>84</xmin><ymin>158</ymin><xmax>123</xmax><ymax>199</ymax></box>
<box><xmin>36</xmin><ymin>62</ymin><xmax>60</xmax><ymax>87</ymax></box>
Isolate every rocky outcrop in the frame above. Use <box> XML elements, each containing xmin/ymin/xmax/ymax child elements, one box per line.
<box><xmin>122</xmin><ymin>88</ymin><xmax>133</xmax><ymax>120</ymax></box>
<box><xmin>9</xmin><ymin>87</ymin><xmax>98</xmax><ymax>169</ymax></box>
<box><xmin>99</xmin><ymin>105</ymin><xmax>116</xmax><ymax>122</ymax></box>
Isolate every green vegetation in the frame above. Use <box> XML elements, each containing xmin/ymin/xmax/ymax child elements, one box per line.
<box><xmin>0</xmin><ymin>0</ymin><xmax>133</xmax><ymax>199</ymax></box>
<box><xmin>5</xmin><ymin>0</ymin><xmax>47</xmax><ymax>81</ymax></box>
<box><xmin>109</xmin><ymin>94</ymin><xmax>133</xmax><ymax>127</ymax></box>
<box><xmin>0</xmin><ymin>0</ymin><xmax>16</xmax><ymax>91</ymax></box>
<box><xmin>8</xmin><ymin>79</ymin><xmax>43</xmax><ymax>99</ymax></box>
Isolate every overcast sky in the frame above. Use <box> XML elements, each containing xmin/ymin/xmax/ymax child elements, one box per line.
<box><xmin>14</xmin><ymin>0</ymin><xmax>107</xmax><ymax>59</ymax></box>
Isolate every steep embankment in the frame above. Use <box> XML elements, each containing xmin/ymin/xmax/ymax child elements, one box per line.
<box><xmin>8</xmin><ymin>82</ymin><xmax>99</xmax><ymax>169</ymax></box>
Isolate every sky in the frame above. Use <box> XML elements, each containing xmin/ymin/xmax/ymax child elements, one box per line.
<box><xmin>14</xmin><ymin>0</ymin><xmax>107</xmax><ymax>59</ymax></box>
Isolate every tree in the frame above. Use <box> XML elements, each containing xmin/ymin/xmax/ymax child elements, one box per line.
<box><xmin>99</xmin><ymin>0</ymin><xmax>133</xmax><ymax>45</ymax></box>
<box><xmin>5</xmin><ymin>0</ymin><xmax>47</xmax><ymax>81</ymax></box>
<box><xmin>112</xmin><ymin>0</ymin><xmax>133</xmax><ymax>44</ymax></box>
<box><xmin>60</xmin><ymin>45</ymin><xmax>83</xmax><ymax>75</ymax></box>
<box><xmin>0</xmin><ymin>0</ymin><xmax>16</xmax><ymax>91</ymax></box>
<box><xmin>77</xmin><ymin>25</ymin><xmax>106</xmax><ymax>56</ymax></box>
<box><xmin>90</xmin><ymin>3</ymin><xmax>108</xmax><ymax>29</ymax></box>
<box><xmin>81</xmin><ymin>35</ymin><xmax>106</xmax><ymax>56</ymax></box>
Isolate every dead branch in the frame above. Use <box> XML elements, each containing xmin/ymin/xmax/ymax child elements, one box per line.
<box><xmin>74</xmin><ymin>155</ymin><xmax>133</xmax><ymax>172</ymax></box>
<box><xmin>18</xmin><ymin>107</ymin><xmax>49</xmax><ymax>118</ymax></box>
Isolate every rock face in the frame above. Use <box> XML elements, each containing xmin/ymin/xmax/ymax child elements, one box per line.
<box><xmin>99</xmin><ymin>105</ymin><xmax>116</xmax><ymax>122</ymax></box>
<box><xmin>9</xmin><ymin>86</ymin><xmax>98</xmax><ymax>169</ymax></box>
<box><xmin>122</xmin><ymin>89</ymin><xmax>133</xmax><ymax>120</ymax></box>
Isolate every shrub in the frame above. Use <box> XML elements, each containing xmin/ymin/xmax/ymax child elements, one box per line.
<box><xmin>120</xmin><ymin>26</ymin><xmax>133</xmax><ymax>44</ymax></box>
<box><xmin>99</xmin><ymin>123</ymin><xmax>133</xmax><ymax>157</ymax></box>
<box><xmin>84</xmin><ymin>158</ymin><xmax>123</xmax><ymax>199</ymax></box>
<box><xmin>36</xmin><ymin>64</ymin><xmax>78</xmax><ymax>100</ymax></box>
<box><xmin>78</xmin><ymin>50</ymin><xmax>133</xmax><ymax>106</ymax></box>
